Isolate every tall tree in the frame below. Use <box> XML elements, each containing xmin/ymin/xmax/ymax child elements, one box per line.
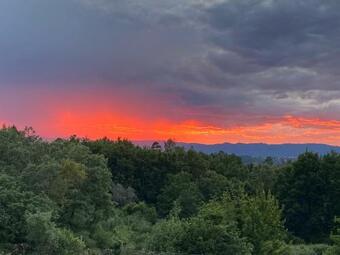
<box><xmin>276</xmin><ymin>152</ymin><xmax>330</xmax><ymax>242</ymax></box>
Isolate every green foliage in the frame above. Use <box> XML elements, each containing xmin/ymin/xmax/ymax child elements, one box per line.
<box><xmin>209</xmin><ymin>152</ymin><xmax>247</xmax><ymax>180</ymax></box>
<box><xmin>112</xmin><ymin>183</ymin><xmax>137</xmax><ymax>206</ymax></box>
<box><xmin>147</xmin><ymin>215</ymin><xmax>185</xmax><ymax>253</ymax></box>
<box><xmin>26</xmin><ymin>211</ymin><xmax>86</xmax><ymax>255</ymax></box>
<box><xmin>147</xmin><ymin>212</ymin><xmax>252</xmax><ymax>255</ymax></box>
<box><xmin>276</xmin><ymin>152</ymin><xmax>334</xmax><ymax>242</ymax></box>
<box><xmin>0</xmin><ymin>127</ymin><xmax>115</xmax><ymax>253</ymax></box>
<box><xmin>198</xmin><ymin>170</ymin><xmax>234</xmax><ymax>200</ymax></box>
<box><xmin>150</xmin><ymin>190</ymin><xmax>286</xmax><ymax>255</ymax></box>
<box><xmin>238</xmin><ymin>192</ymin><xmax>287</xmax><ymax>254</ymax></box>
<box><xmin>179</xmin><ymin>217</ymin><xmax>252</xmax><ymax>255</ymax></box>
<box><xmin>197</xmin><ymin>191</ymin><xmax>287</xmax><ymax>255</ymax></box>
<box><xmin>123</xmin><ymin>202</ymin><xmax>157</xmax><ymax>224</ymax></box>
<box><xmin>0</xmin><ymin>174</ymin><xmax>53</xmax><ymax>246</ymax></box>
<box><xmin>246</xmin><ymin>163</ymin><xmax>280</xmax><ymax>193</ymax></box>
<box><xmin>2</xmin><ymin>126</ymin><xmax>340</xmax><ymax>254</ymax></box>
<box><xmin>157</xmin><ymin>172</ymin><xmax>203</xmax><ymax>218</ymax></box>
<box><xmin>324</xmin><ymin>217</ymin><xmax>340</xmax><ymax>255</ymax></box>
<box><xmin>259</xmin><ymin>240</ymin><xmax>289</xmax><ymax>255</ymax></box>
<box><xmin>287</xmin><ymin>244</ymin><xmax>329</xmax><ymax>255</ymax></box>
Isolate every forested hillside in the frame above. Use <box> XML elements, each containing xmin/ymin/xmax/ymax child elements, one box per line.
<box><xmin>1</xmin><ymin>126</ymin><xmax>340</xmax><ymax>254</ymax></box>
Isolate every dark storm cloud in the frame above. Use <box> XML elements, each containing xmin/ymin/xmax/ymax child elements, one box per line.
<box><xmin>177</xmin><ymin>0</ymin><xmax>340</xmax><ymax>119</ymax></box>
<box><xmin>0</xmin><ymin>0</ymin><xmax>200</xmax><ymax>86</ymax></box>
<box><xmin>1</xmin><ymin>0</ymin><xmax>340</xmax><ymax>121</ymax></box>
<box><xmin>206</xmin><ymin>0</ymin><xmax>340</xmax><ymax>68</ymax></box>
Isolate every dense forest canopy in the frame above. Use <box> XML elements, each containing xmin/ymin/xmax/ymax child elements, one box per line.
<box><xmin>0</xmin><ymin>126</ymin><xmax>340</xmax><ymax>255</ymax></box>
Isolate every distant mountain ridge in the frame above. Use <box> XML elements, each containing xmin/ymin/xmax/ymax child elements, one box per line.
<box><xmin>134</xmin><ymin>141</ymin><xmax>340</xmax><ymax>158</ymax></box>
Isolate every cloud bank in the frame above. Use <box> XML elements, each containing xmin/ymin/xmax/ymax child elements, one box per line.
<box><xmin>1</xmin><ymin>0</ymin><xmax>340</xmax><ymax>143</ymax></box>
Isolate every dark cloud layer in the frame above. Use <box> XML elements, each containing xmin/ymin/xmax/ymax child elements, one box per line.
<box><xmin>1</xmin><ymin>0</ymin><xmax>340</xmax><ymax>124</ymax></box>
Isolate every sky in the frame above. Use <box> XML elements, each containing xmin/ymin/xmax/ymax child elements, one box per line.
<box><xmin>1</xmin><ymin>0</ymin><xmax>340</xmax><ymax>144</ymax></box>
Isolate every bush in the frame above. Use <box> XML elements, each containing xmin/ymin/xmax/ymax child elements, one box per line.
<box><xmin>26</xmin><ymin>211</ymin><xmax>86</xmax><ymax>255</ymax></box>
<box><xmin>287</xmin><ymin>244</ymin><xmax>330</xmax><ymax>255</ymax></box>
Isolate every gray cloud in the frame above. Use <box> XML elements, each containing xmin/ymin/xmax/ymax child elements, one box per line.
<box><xmin>206</xmin><ymin>0</ymin><xmax>340</xmax><ymax>67</ymax></box>
<box><xmin>1</xmin><ymin>0</ymin><xmax>340</xmax><ymax>123</ymax></box>
<box><xmin>175</xmin><ymin>0</ymin><xmax>340</xmax><ymax>120</ymax></box>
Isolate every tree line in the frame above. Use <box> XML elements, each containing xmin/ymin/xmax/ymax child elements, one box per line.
<box><xmin>0</xmin><ymin>126</ymin><xmax>339</xmax><ymax>254</ymax></box>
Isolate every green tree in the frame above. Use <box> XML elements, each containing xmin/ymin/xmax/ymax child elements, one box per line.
<box><xmin>325</xmin><ymin>217</ymin><xmax>340</xmax><ymax>255</ymax></box>
<box><xmin>148</xmin><ymin>199</ymin><xmax>252</xmax><ymax>255</ymax></box>
<box><xmin>157</xmin><ymin>172</ymin><xmax>203</xmax><ymax>218</ymax></box>
<box><xmin>26</xmin><ymin>211</ymin><xmax>86</xmax><ymax>255</ymax></box>
<box><xmin>0</xmin><ymin>174</ymin><xmax>53</xmax><ymax>248</ymax></box>
<box><xmin>210</xmin><ymin>152</ymin><xmax>249</xmax><ymax>181</ymax></box>
<box><xmin>276</xmin><ymin>152</ymin><xmax>330</xmax><ymax>242</ymax></box>
<box><xmin>238</xmin><ymin>192</ymin><xmax>287</xmax><ymax>255</ymax></box>
<box><xmin>147</xmin><ymin>214</ymin><xmax>185</xmax><ymax>253</ymax></box>
<box><xmin>198</xmin><ymin>170</ymin><xmax>234</xmax><ymax>200</ymax></box>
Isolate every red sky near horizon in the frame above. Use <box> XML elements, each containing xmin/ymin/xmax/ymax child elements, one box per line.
<box><xmin>1</xmin><ymin>86</ymin><xmax>340</xmax><ymax>145</ymax></box>
<box><xmin>1</xmin><ymin>1</ymin><xmax>340</xmax><ymax>145</ymax></box>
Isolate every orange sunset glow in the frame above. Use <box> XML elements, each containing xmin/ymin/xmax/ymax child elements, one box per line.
<box><xmin>51</xmin><ymin>112</ymin><xmax>340</xmax><ymax>145</ymax></box>
<box><xmin>1</xmin><ymin>0</ymin><xmax>340</xmax><ymax>146</ymax></box>
<box><xmin>1</xmin><ymin>85</ymin><xmax>340</xmax><ymax>145</ymax></box>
